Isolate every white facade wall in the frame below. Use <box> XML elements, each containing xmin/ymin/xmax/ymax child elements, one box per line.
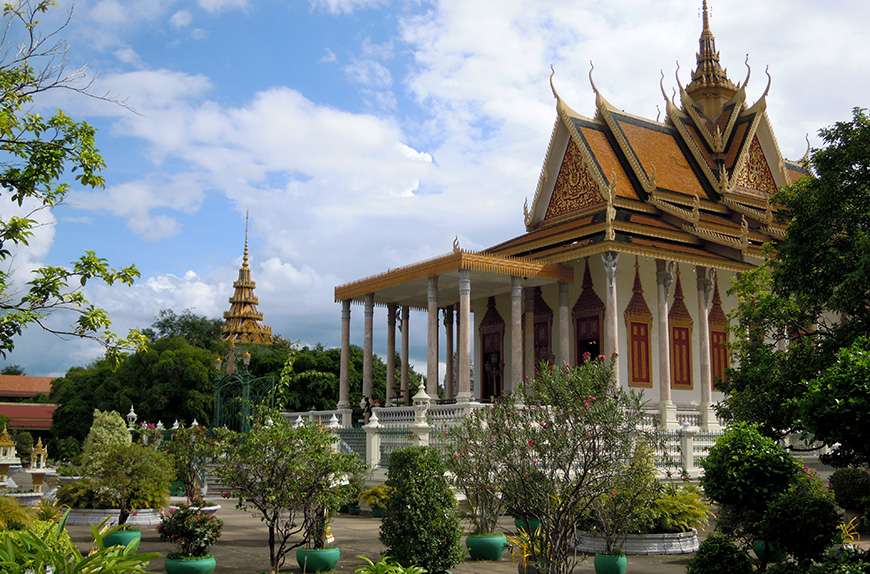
<box><xmin>469</xmin><ymin>255</ymin><xmax>736</xmax><ymax>409</ymax></box>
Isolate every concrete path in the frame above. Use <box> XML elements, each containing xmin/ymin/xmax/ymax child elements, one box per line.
<box><xmin>65</xmin><ymin>502</ymin><xmax>693</xmax><ymax>573</ymax></box>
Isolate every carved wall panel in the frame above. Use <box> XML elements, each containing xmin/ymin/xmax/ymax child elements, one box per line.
<box><xmin>545</xmin><ymin>140</ymin><xmax>603</xmax><ymax>220</ymax></box>
<box><xmin>733</xmin><ymin>137</ymin><xmax>777</xmax><ymax>197</ymax></box>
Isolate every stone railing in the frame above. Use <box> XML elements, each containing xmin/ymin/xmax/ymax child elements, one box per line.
<box><xmin>283</xmin><ymin>408</ymin><xmax>353</xmax><ymax>428</ymax></box>
<box><xmin>371</xmin><ymin>405</ymin><xmax>416</xmax><ymax>428</ymax></box>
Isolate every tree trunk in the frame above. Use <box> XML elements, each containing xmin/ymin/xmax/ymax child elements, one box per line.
<box><xmin>269</xmin><ymin>524</ymin><xmax>277</xmax><ymax>574</ymax></box>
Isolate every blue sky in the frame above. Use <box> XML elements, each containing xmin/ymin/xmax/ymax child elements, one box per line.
<box><xmin>3</xmin><ymin>0</ymin><xmax>869</xmax><ymax>376</ymax></box>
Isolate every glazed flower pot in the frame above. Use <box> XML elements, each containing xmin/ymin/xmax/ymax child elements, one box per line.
<box><xmin>594</xmin><ymin>553</ymin><xmax>628</xmax><ymax>574</ymax></box>
<box><xmin>164</xmin><ymin>555</ymin><xmax>217</xmax><ymax>574</ymax></box>
<box><xmin>467</xmin><ymin>533</ymin><xmax>508</xmax><ymax>560</ymax></box>
<box><xmin>513</xmin><ymin>516</ymin><xmax>542</xmax><ymax>533</ymax></box>
<box><xmin>102</xmin><ymin>528</ymin><xmax>141</xmax><ymax>548</ymax></box>
<box><xmin>753</xmin><ymin>540</ymin><xmax>787</xmax><ymax>564</ymax></box>
<box><xmin>296</xmin><ymin>547</ymin><xmax>340</xmax><ymax>572</ymax></box>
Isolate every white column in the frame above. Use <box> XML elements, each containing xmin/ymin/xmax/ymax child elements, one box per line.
<box><xmin>400</xmin><ymin>305</ymin><xmax>410</xmax><ymax>404</ymax></box>
<box><xmin>523</xmin><ymin>287</ymin><xmax>535</xmax><ymax>383</ymax></box>
<box><xmin>602</xmin><ymin>252</ymin><xmax>620</xmax><ymax>384</ymax></box>
<box><xmin>386</xmin><ymin>304</ymin><xmax>397</xmax><ymax>405</ymax></box>
<box><xmin>558</xmin><ymin>282</ymin><xmax>570</xmax><ymax>366</ymax></box>
<box><xmin>696</xmin><ymin>267</ymin><xmax>720</xmax><ymax>431</ymax></box>
<box><xmin>457</xmin><ymin>271</ymin><xmax>472</xmax><ymax>402</ymax></box>
<box><xmin>363</xmin><ymin>293</ymin><xmax>374</xmax><ymax>399</ymax></box>
<box><xmin>338</xmin><ymin>300</ymin><xmax>351</xmax><ymax>408</ymax></box>
<box><xmin>444</xmin><ymin>306</ymin><xmax>454</xmax><ymax>400</ymax></box>
<box><xmin>427</xmin><ymin>276</ymin><xmax>439</xmax><ymax>397</ymax></box>
<box><xmin>509</xmin><ymin>277</ymin><xmax>523</xmax><ymax>395</ymax></box>
<box><xmin>656</xmin><ymin>259</ymin><xmax>678</xmax><ymax>429</ymax></box>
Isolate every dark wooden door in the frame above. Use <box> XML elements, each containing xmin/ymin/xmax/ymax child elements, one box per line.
<box><xmin>482</xmin><ymin>331</ymin><xmax>502</xmax><ymax>400</ymax></box>
<box><xmin>575</xmin><ymin>315</ymin><xmax>600</xmax><ymax>362</ymax></box>
<box><xmin>534</xmin><ymin>319</ymin><xmax>552</xmax><ymax>370</ymax></box>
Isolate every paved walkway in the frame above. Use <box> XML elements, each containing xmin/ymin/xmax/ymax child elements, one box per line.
<box><xmin>65</xmin><ymin>502</ymin><xmax>692</xmax><ymax>573</ymax></box>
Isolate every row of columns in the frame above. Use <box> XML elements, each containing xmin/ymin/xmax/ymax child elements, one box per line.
<box><xmin>338</xmin><ymin>253</ymin><xmax>717</xmax><ymax>430</ymax></box>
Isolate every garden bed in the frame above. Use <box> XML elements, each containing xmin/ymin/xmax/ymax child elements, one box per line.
<box><xmin>65</xmin><ymin>508</ymin><xmax>163</xmax><ymax>526</ymax></box>
<box><xmin>576</xmin><ymin>529</ymin><xmax>699</xmax><ymax>555</ymax></box>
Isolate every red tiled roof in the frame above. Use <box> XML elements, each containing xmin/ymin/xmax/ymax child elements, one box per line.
<box><xmin>0</xmin><ymin>375</ymin><xmax>54</xmax><ymax>398</ymax></box>
<box><xmin>0</xmin><ymin>402</ymin><xmax>56</xmax><ymax>430</ymax></box>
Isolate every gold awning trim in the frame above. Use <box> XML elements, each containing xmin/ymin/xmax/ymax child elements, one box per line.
<box><xmin>334</xmin><ymin>249</ymin><xmax>574</xmax><ymax>302</ymax></box>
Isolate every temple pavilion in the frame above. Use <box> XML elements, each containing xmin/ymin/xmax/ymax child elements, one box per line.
<box><xmin>222</xmin><ymin>213</ymin><xmax>272</xmax><ymax>345</ymax></box>
<box><xmin>333</xmin><ymin>1</ymin><xmax>811</xmax><ymax>430</ymax></box>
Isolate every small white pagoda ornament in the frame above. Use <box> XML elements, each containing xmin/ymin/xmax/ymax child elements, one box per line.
<box><xmin>26</xmin><ymin>437</ymin><xmax>49</xmax><ymax>493</ymax></box>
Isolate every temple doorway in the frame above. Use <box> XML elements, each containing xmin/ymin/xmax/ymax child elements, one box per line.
<box><xmin>479</xmin><ymin>297</ymin><xmax>504</xmax><ymax>401</ymax></box>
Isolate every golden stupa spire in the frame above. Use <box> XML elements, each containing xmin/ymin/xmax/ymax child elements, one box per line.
<box><xmin>686</xmin><ymin>0</ymin><xmax>737</xmax><ymax>117</ymax></box>
<box><xmin>221</xmin><ymin>211</ymin><xmax>272</xmax><ymax>345</ymax></box>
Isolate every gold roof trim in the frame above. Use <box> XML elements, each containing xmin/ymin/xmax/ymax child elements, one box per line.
<box><xmin>334</xmin><ymin>249</ymin><xmax>574</xmax><ymax>302</ymax></box>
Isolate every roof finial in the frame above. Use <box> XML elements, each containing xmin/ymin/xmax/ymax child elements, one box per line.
<box><xmin>549</xmin><ymin>64</ymin><xmax>559</xmax><ymax>100</ymax></box>
<box><xmin>761</xmin><ymin>64</ymin><xmax>772</xmax><ymax>98</ymax></box>
<box><xmin>242</xmin><ymin>209</ymin><xmax>250</xmax><ymax>268</ymax></box>
<box><xmin>741</xmin><ymin>53</ymin><xmax>751</xmax><ymax>88</ymax></box>
<box><xmin>675</xmin><ymin>60</ymin><xmax>684</xmax><ymax>92</ymax></box>
<box><xmin>801</xmin><ymin>134</ymin><xmax>811</xmax><ymax>165</ymax></box>
<box><xmin>655</xmin><ymin>104</ymin><xmax>661</xmax><ymax>122</ymax></box>
<box><xmin>702</xmin><ymin>0</ymin><xmax>711</xmax><ymax>33</ymax></box>
<box><xmin>588</xmin><ymin>60</ymin><xmax>599</xmax><ymax>95</ymax></box>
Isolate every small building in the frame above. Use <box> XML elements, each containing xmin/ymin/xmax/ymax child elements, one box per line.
<box><xmin>0</xmin><ymin>375</ymin><xmax>57</xmax><ymax>431</ymax></box>
<box><xmin>332</xmin><ymin>2</ymin><xmax>810</xmax><ymax>431</ymax></box>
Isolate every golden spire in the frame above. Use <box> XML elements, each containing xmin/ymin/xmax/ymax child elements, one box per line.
<box><xmin>221</xmin><ymin>212</ymin><xmax>272</xmax><ymax>345</ymax></box>
<box><xmin>686</xmin><ymin>0</ymin><xmax>737</xmax><ymax>116</ymax></box>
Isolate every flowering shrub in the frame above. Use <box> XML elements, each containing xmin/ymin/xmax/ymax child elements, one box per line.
<box><xmin>158</xmin><ymin>504</ymin><xmax>223</xmax><ymax>559</ymax></box>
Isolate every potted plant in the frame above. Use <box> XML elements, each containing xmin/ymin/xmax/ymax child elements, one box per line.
<box><xmin>447</xmin><ymin>409</ymin><xmax>508</xmax><ymax>561</ymax></box>
<box><xmin>214</xmin><ymin>409</ymin><xmax>363</xmax><ymax>574</ymax></box>
<box><xmin>163</xmin><ymin>426</ymin><xmax>220</xmax><ymax>514</ymax></box>
<box><xmin>158</xmin><ymin>504</ymin><xmax>223</xmax><ymax>574</ymax></box>
<box><xmin>360</xmin><ymin>485</ymin><xmax>392</xmax><ymax>518</ymax></box>
<box><xmin>508</xmin><ymin>526</ymin><xmax>545</xmax><ymax>574</ymax></box>
<box><xmin>589</xmin><ymin>445</ymin><xmax>658</xmax><ymax>574</ymax></box>
<box><xmin>95</xmin><ymin>442</ymin><xmax>174</xmax><ymax>548</ymax></box>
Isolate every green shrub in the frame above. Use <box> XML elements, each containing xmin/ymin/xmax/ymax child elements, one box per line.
<box><xmin>80</xmin><ymin>409</ymin><xmax>132</xmax><ymax>477</ymax></box>
<box><xmin>13</xmin><ymin>431</ymin><xmax>33</xmax><ymax>463</ymax></box>
<box><xmin>34</xmin><ymin>497</ymin><xmax>62</xmax><ymax>522</ymax></box>
<box><xmin>808</xmin><ymin>547</ymin><xmax>870</xmax><ymax>574</ymax></box>
<box><xmin>760</xmin><ymin>476</ymin><xmax>840</xmax><ymax>565</ymax></box>
<box><xmin>649</xmin><ymin>484</ymin><xmax>711</xmax><ymax>534</ymax></box>
<box><xmin>359</xmin><ymin>485</ymin><xmax>392</xmax><ymax>512</ymax></box>
<box><xmin>700</xmin><ymin>422</ymin><xmax>799</xmax><ymax>529</ymax></box>
<box><xmin>354</xmin><ymin>556</ymin><xmax>426</xmax><ymax>574</ymax></box>
<box><xmin>158</xmin><ymin>504</ymin><xmax>223</xmax><ymax>558</ymax></box>
<box><xmin>687</xmin><ymin>533</ymin><xmax>753</xmax><ymax>574</ymax></box>
<box><xmin>0</xmin><ymin>497</ymin><xmax>33</xmax><ymax>530</ymax></box>
<box><xmin>96</xmin><ymin>443</ymin><xmax>174</xmax><ymax>524</ymax></box>
<box><xmin>829</xmin><ymin>467</ymin><xmax>870</xmax><ymax>511</ymax></box>
<box><xmin>380</xmin><ymin>446</ymin><xmax>464</xmax><ymax>573</ymax></box>
<box><xmin>56</xmin><ymin>478</ymin><xmax>114</xmax><ymax>509</ymax></box>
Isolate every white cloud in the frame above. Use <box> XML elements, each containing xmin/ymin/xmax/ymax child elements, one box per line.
<box><xmin>113</xmin><ymin>47</ymin><xmax>143</xmax><ymax>67</ymax></box>
<box><xmin>198</xmin><ymin>0</ymin><xmax>249</xmax><ymax>13</ymax></box>
<box><xmin>191</xmin><ymin>28</ymin><xmax>208</xmax><ymax>40</ymax></box>
<box><xmin>309</xmin><ymin>0</ymin><xmax>386</xmax><ymax>15</ymax></box>
<box><xmin>170</xmin><ymin>10</ymin><xmax>193</xmax><ymax>28</ymax></box>
<box><xmin>320</xmin><ymin>48</ymin><xmax>337</xmax><ymax>63</ymax></box>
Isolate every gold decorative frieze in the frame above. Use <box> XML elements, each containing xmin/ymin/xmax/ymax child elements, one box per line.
<box><xmin>733</xmin><ymin>137</ymin><xmax>778</xmax><ymax>197</ymax></box>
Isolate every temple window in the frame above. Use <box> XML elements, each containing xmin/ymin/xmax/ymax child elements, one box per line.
<box><xmin>708</xmin><ymin>279</ymin><xmax>729</xmax><ymax>388</ymax></box>
<box><xmin>479</xmin><ymin>296</ymin><xmax>505</xmax><ymax>401</ymax></box>
<box><xmin>669</xmin><ymin>268</ymin><xmax>694</xmax><ymax>389</ymax></box>
<box><xmin>624</xmin><ymin>257</ymin><xmax>653</xmax><ymax>387</ymax></box>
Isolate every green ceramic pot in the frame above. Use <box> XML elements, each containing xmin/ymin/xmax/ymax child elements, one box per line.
<box><xmin>594</xmin><ymin>553</ymin><xmax>628</xmax><ymax>574</ymax></box>
<box><xmin>164</xmin><ymin>555</ymin><xmax>217</xmax><ymax>574</ymax></box>
<box><xmin>296</xmin><ymin>547</ymin><xmax>340</xmax><ymax>572</ymax></box>
<box><xmin>102</xmin><ymin>528</ymin><xmax>141</xmax><ymax>549</ymax></box>
<box><xmin>753</xmin><ymin>540</ymin><xmax>787</xmax><ymax>564</ymax></box>
<box><xmin>466</xmin><ymin>533</ymin><xmax>508</xmax><ymax>561</ymax></box>
<box><xmin>513</xmin><ymin>516</ymin><xmax>542</xmax><ymax>533</ymax></box>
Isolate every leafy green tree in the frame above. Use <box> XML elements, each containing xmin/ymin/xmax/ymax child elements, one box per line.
<box><xmin>1</xmin><ymin>364</ymin><xmax>24</xmax><ymax>375</ymax></box>
<box><xmin>721</xmin><ymin>108</ymin><xmax>870</xmax><ymax>465</ymax></box>
<box><xmin>142</xmin><ymin>309</ymin><xmax>225</xmax><ymax>354</ymax></box>
<box><xmin>79</xmin><ymin>409</ymin><xmax>131</xmax><ymax>477</ymax></box>
<box><xmin>0</xmin><ymin>1</ymin><xmax>142</xmax><ymax>358</ymax></box>
<box><xmin>215</xmin><ymin>409</ymin><xmax>363</xmax><ymax>574</ymax></box>
<box><xmin>95</xmin><ymin>443</ymin><xmax>174</xmax><ymax>525</ymax></box>
<box><xmin>51</xmin><ymin>337</ymin><xmax>215</xmax><ymax>442</ymax></box>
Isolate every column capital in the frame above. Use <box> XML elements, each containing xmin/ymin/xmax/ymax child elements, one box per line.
<box><xmin>655</xmin><ymin>259</ymin><xmax>676</xmax><ymax>291</ymax></box>
<box><xmin>458</xmin><ymin>270</ymin><xmax>471</xmax><ymax>293</ymax></box>
<box><xmin>695</xmin><ymin>266</ymin><xmax>715</xmax><ymax>306</ymax></box>
<box><xmin>341</xmin><ymin>299</ymin><xmax>351</xmax><ymax>318</ymax></box>
<box><xmin>602</xmin><ymin>251</ymin><xmax>619</xmax><ymax>288</ymax></box>
<box><xmin>364</xmin><ymin>293</ymin><xmax>375</xmax><ymax>316</ymax></box>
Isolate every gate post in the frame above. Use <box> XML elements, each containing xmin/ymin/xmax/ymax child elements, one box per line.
<box><xmin>364</xmin><ymin>411</ymin><xmax>382</xmax><ymax>468</ymax></box>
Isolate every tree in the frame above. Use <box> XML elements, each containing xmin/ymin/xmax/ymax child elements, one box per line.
<box><xmin>142</xmin><ymin>309</ymin><xmax>225</xmax><ymax>354</ymax></box>
<box><xmin>1</xmin><ymin>364</ymin><xmax>24</xmax><ymax>375</ymax></box>
<box><xmin>721</xmin><ymin>108</ymin><xmax>870</xmax><ymax>464</ymax></box>
<box><xmin>214</xmin><ymin>409</ymin><xmax>363</xmax><ymax>574</ymax></box>
<box><xmin>95</xmin><ymin>443</ymin><xmax>174</xmax><ymax>525</ymax></box>
<box><xmin>0</xmin><ymin>1</ymin><xmax>142</xmax><ymax>358</ymax></box>
<box><xmin>79</xmin><ymin>409</ymin><xmax>131</xmax><ymax>477</ymax></box>
<box><xmin>51</xmin><ymin>337</ymin><xmax>215</xmax><ymax>442</ymax></box>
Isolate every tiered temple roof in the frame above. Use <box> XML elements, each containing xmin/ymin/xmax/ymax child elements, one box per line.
<box><xmin>222</xmin><ymin>214</ymin><xmax>273</xmax><ymax>345</ymax></box>
<box><xmin>489</xmin><ymin>0</ymin><xmax>811</xmax><ymax>272</ymax></box>
<box><xmin>333</xmin><ymin>1</ymin><xmax>812</xmax><ymax>307</ymax></box>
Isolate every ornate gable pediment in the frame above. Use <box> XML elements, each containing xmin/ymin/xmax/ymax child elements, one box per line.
<box><xmin>732</xmin><ymin>136</ymin><xmax>778</xmax><ymax>197</ymax></box>
<box><xmin>544</xmin><ymin>139</ymin><xmax>605</xmax><ymax>221</ymax></box>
